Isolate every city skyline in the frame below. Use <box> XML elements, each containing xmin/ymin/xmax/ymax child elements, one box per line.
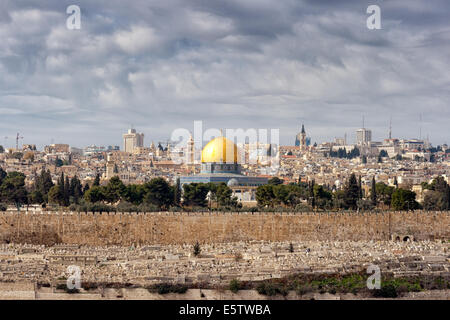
<box><xmin>0</xmin><ymin>0</ymin><xmax>449</xmax><ymax>148</ymax></box>
<box><xmin>0</xmin><ymin>119</ymin><xmax>445</xmax><ymax>151</ymax></box>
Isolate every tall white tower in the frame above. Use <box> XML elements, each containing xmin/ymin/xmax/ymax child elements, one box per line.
<box><xmin>123</xmin><ymin>128</ymin><xmax>144</xmax><ymax>153</ymax></box>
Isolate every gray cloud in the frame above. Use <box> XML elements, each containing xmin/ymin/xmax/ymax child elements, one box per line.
<box><xmin>0</xmin><ymin>0</ymin><xmax>449</xmax><ymax>149</ymax></box>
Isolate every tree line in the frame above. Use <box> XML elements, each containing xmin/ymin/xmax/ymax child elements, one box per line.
<box><xmin>254</xmin><ymin>174</ymin><xmax>437</xmax><ymax>211</ymax></box>
<box><xmin>1</xmin><ymin>167</ymin><xmax>448</xmax><ymax>212</ymax></box>
<box><xmin>0</xmin><ymin>168</ymin><xmax>240</xmax><ymax>212</ymax></box>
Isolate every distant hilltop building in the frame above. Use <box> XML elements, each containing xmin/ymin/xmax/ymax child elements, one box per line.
<box><xmin>84</xmin><ymin>145</ymin><xmax>106</xmax><ymax>156</ymax></box>
<box><xmin>44</xmin><ymin>144</ymin><xmax>70</xmax><ymax>154</ymax></box>
<box><xmin>123</xmin><ymin>128</ymin><xmax>144</xmax><ymax>153</ymax></box>
<box><xmin>356</xmin><ymin>128</ymin><xmax>372</xmax><ymax>146</ymax></box>
<box><xmin>295</xmin><ymin>124</ymin><xmax>310</xmax><ymax>149</ymax></box>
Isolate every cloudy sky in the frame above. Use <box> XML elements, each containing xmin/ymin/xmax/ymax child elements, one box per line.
<box><xmin>0</xmin><ymin>0</ymin><xmax>449</xmax><ymax>149</ymax></box>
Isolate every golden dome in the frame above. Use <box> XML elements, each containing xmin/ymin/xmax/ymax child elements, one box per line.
<box><xmin>201</xmin><ymin>136</ymin><xmax>239</xmax><ymax>163</ymax></box>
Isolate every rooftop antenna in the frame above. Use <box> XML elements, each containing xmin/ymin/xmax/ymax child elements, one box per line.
<box><xmin>389</xmin><ymin>115</ymin><xmax>392</xmax><ymax>139</ymax></box>
<box><xmin>16</xmin><ymin>133</ymin><xmax>23</xmax><ymax>150</ymax></box>
<box><xmin>344</xmin><ymin>133</ymin><xmax>347</xmax><ymax>145</ymax></box>
<box><xmin>362</xmin><ymin>115</ymin><xmax>365</xmax><ymax>129</ymax></box>
<box><xmin>419</xmin><ymin>114</ymin><xmax>422</xmax><ymax>140</ymax></box>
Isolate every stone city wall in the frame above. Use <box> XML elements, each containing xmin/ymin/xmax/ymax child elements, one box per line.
<box><xmin>0</xmin><ymin>211</ymin><xmax>448</xmax><ymax>246</ymax></box>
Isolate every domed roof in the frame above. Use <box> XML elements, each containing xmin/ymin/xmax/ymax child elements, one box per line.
<box><xmin>201</xmin><ymin>136</ymin><xmax>239</xmax><ymax>163</ymax></box>
<box><xmin>227</xmin><ymin>178</ymin><xmax>239</xmax><ymax>187</ymax></box>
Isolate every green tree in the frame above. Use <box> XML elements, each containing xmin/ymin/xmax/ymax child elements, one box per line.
<box><xmin>123</xmin><ymin>184</ymin><xmax>145</xmax><ymax>205</ymax></box>
<box><xmin>0</xmin><ymin>172</ymin><xmax>28</xmax><ymax>210</ymax></box>
<box><xmin>268</xmin><ymin>177</ymin><xmax>284</xmax><ymax>185</ymax></box>
<box><xmin>423</xmin><ymin>191</ymin><xmax>448</xmax><ymax>211</ymax></box>
<box><xmin>69</xmin><ymin>176</ymin><xmax>83</xmax><ymax>204</ymax></box>
<box><xmin>0</xmin><ymin>167</ymin><xmax>7</xmax><ymax>185</ymax></box>
<box><xmin>344</xmin><ymin>173</ymin><xmax>360</xmax><ymax>210</ymax></box>
<box><xmin>0</xmin><ymin>145</ymin><xmax>4</xmax><ymax>153</ymax></box>
<box><xmin>93</xmin><ymin>173</ymin><xmax>101</xmax><ymax>186</ymax></box>
<box><xmin>313</xmin><ymin>184</ymin><xmax>332</xmax><ymax>210</ymax></box>
<box><xmin>358</xmin><ymin>176</ymin><xmax>363</xmax><ymax>199</ymax></box>
<box><xmin>423</xmin><ymin>177</ymin><xmax>450</xmax><ymax>210</ymax></box>
<box><xmin>308</xmin><ymin>180</ymin><xmax>316</xmax><ymax>209</ymax></box>
<box><xmin>375</xmin><ymin>182</ymin><xmax>394</xmax><ymax>207</ymax></box>
<box><xmin>256</xmin><ymin>184</ymin><xmax>276</xmax><ymax>207</ymax></box>
<box><xmin>371</xmin><ymin>177</ymin><xmax>377</xmax><ymax>207</ymax></box>
<box><xmin>333</xmin><ymin>189</ymin><xmax>346</xmax><ymax>209</ymax></box>
<box><xmin>182</xmin><ymin>183</ymin><xmax>209</xmax><ymax>207</ymax></box>
<box><xmin>58</xmin><ymin>172</ymin><xmax>65</xmax><ymax>204</ymax></box>
<box><xmin>104</xmin><ymin>176</ymin><xmax>126</xmax><ymax>203</ymax></box>
<box><xmin>55</xmin><ymin>158</ymin><xmax>63</xmax><ymax>167</ymax></box>
<box><xmin>391</xmin><ymin>189</ymin><xmax>419</xmax><ymax>211</ymax></box>
<box><xmin>82</xmin><ymin>183</ymin><xmax>90</xmax><ymax>195</ymax></box>
<box><xmin>344</xmin><ymin>174</ymin><xmax>360</xmax><ymax>210</ymax></box>
<box><xmin>193</xmin><ymin>241</ymin><xmax>201</xmax><ymax>257</ymax></box>
<box><xmin>272</xmin><ymin>184</ymin><xmax>289</xmax><ymax>206</ymax></box>
<box><xmin>285</xmin><ymin>184</ymin><xmax>307</xmax><ymax>207</ymax></box>
<box><xmin>36</xmin><ymin>170</ymin><xmax>54</xmax><ymax>202</ymax></box>
<box><xmin>64</xmin><ymin>176</ymin><xmax>70</xmax><ymax>206</ymax></box>
<box><xmin>84</xmin><ymin>186</ymin><xmax>105</xmax><ymax>203</ymax></box>
<box><xmin>48</xmin><ymin>185</ymin><xmax>63</xmax><ymax>205</ymax></box>
<box><xmin>214</xmin><ymin>183</ymin><xmax>239</xmax><ymax>208</ymax></box>
<box><xmin>174</xmin><ymin>178</ymin><xmax>181</xmax><ymax>206</ymax></box>
<box><xmin>29</xmin><ymin>190</ymin><xmax>44</xmax><ymax>204</ymax></box>
<box><xmin>379</xmin><ymin>150</ymin><xmax>388</xmax><ymax>158</ymax></box>
<box><xmin>144</xmin><ymin>178</ymin><xmax>174</xmax><ymax>209</ymax></box>
<box><xmin>12</xmin><ymin>152</ymin><xmax>23</xmax><ymax>160</ymax></box>
<box><xmin>229</xmin><ymin>279</ymin><xmax>241</xmax><ymax>293</ymax></box>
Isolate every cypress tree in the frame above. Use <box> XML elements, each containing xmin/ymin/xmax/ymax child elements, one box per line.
<box><xmin>358</xmin><ymin>175</ymin><xmax>363</xmax><ymax>199</ymax></box>
<box><xmin>93</xmin><ymin>173</ymin><xmax>100</xmax><ymax>186</ymax></box>
<box><xmin>371</xmin><ymin>176</ymin><xmax>377</xmax><ymax>207</ymax></box>
<box><xmin>58</xmin><ymin>172</ymin><xmax>65</xmax><ymax>205</ymax></box>
<box><xmin>310</xmin><ymin>179</ymin><xmax>316</xmax><ymax>209</ymax></box>
<box><xmin>174</xmin><ymin>177</ymin><xmax>181</xmax><ymax>206</ymax></box>
<box><xmin>70</xmin><ymin>176</ymin><xmax>82</xmax><ymax>204</ymax></box>
<box><xmin>344</xmin><ymin>174</ymin><xmax>359</xmax><ymax>210</ymax></box>
<box><xmin>82</xmin><ymin>183</ymin><xmax>90</xmax><ymax>195</ymax></box>
<box><xmin>64</xmin><ymin>176</ymin><xmax>70</xmax><ymax>206</ymax></box>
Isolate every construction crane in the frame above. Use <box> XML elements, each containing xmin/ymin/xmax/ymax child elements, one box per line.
<box><xmin>16</xmin><ymin>132</ymin><xmax>23</xmax><ymax>151</ymax></box>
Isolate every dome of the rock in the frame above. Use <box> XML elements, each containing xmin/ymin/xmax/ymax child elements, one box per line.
<box><xmin>201</xmin><ymin>136</ymin><xmax>239</xmax><ymax>164</ymax></box>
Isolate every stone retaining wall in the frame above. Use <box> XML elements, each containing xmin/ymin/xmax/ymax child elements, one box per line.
<box><xmin>0</xmin><ymin>211</ymin><xmax>448</xmax><ymax>245</ymax></box>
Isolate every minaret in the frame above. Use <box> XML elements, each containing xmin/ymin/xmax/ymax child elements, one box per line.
<box><xmin>166</xmin><ymin>143</ymin><xmax>171</xmax><ymax>159</ymax></box>
<box><xmin>105</xmin><ymin>153</ymin><xmax>115</xmax><ymax>179</ymax></box>
<box><xmin>187</xmin><ymin>134</ymin><xmax>195</xmax><ymax>165</ymax></box>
